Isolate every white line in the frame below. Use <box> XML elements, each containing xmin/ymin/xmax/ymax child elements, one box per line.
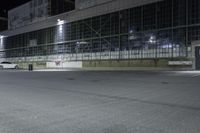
<box><xmin>192</xmin><ymin>74</ymin><xmax>200</xmax><ymax>77</ymax></box>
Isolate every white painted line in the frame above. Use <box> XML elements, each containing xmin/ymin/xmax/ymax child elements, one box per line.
<box><xmin>192</xmin><ymin>74</ymin><xmax>200</xmax><ymax>78</ymax></box>
<box><xmin>34</xmin><ymin>69</ymin><xmax>82</xmax><ymax>72</ymax></box>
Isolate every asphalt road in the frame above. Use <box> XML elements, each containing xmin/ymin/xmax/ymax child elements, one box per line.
<box><xmin>0</xmin><ymin>70</ymin><xmax>200</xmax><ymax>133</ymax></box>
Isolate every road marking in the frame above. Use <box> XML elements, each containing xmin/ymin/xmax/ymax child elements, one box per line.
<box><xmin>192</xmin><ymin>74</ymin><xmax>200</xmax><ymax>77</ymax></box>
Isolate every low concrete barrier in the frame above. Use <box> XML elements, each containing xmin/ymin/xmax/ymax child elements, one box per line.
<box><xmin>46</xmin><ymin>61</ymin><xmax>83</xmax><ymax>68</ymax></box>
<box><xmin>168</xmin><ymin>61</ymin><xmax>192</xmax><ymax>66</ymax></box>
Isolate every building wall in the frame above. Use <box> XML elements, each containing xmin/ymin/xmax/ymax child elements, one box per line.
<box><xmin>8</xmin><ymin>0</ymin><xmax>49</xmax><ymax>30</ymax></box>
<box><xmin>1</xmin><ymin>0</ymin><xmax>200</xmax><ymax>65</ymax></box>
<box><xmin>75</xmin><ymin>0</ymin><xmax>113</xmax><ymax>10</ymax></box>
<box><xmin>8</xmin><ymin>0</ymin><xmax>75</xmax><ymax>30</ymax></box>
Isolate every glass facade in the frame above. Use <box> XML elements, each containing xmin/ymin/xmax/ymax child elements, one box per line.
<box><xmin>2</xmin><ymin>0</ymin><xmax>200</xmax><ymax>61</ymax></box>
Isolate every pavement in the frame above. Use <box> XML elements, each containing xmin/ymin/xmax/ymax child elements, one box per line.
<box><xmin>0</xmin><ymin>70</ymin><xmax>200</xmax><ymax>133</ymax></box>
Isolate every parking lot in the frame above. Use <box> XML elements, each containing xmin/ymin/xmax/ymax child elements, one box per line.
<box><xmin>0</xmin><ymin>70</ymin><xmax>200</xmax><ymax>133</ymax></box>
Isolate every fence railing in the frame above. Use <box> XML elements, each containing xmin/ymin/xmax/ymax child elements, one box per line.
<box><xmin>2</xmin><ymin>47</ymin><xmax>190</xmax><ymax>62</ymax></box>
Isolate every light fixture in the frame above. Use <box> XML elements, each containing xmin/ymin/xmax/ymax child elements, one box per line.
<box><xmin>57</xmin><ymin>19</ymin><xmax>65</xmax><ymax>25</ymax></box>
<box><xmin>76</xmin><ymin>41</ymin><xmax>88</xmax><ymax>45</ymax></box>
<box><xmin>149</xmin><ymin>35</ymin><xmax>156</xmax><ymax>44</ymax></box>
<box><xmin>0</xmin><ymin>35</ymin><xmax>5</xmax><ymax>39</ymax></box>
<box><xmin>129</xmin><ymin>30</ymin><xmax>133</xmax><ymax>34</ymax></box>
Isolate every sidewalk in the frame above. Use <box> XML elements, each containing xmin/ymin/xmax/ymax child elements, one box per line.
<box><xmin>32</xmin><ymin>67</ymin><xmax>193</xmax><ymax>72</ymax></box>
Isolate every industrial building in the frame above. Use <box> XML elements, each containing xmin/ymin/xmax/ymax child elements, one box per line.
<box><xmin>0</xmin><ymin>0</ymin><xmax>200</xmax><ymax>69</ymax></box>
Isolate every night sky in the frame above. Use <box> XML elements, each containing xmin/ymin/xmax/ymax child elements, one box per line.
<box><xmin>0</xmin><ymin>0</ymin><xmax>30</xmax><ymax>17</ymax></box>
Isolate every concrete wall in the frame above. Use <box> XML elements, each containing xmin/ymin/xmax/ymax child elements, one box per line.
<box><xmin>83</xmin><ymin>59</ymin><xmax>192</xmax><ymax>70</ymax></box>
<box><xmin>46</xmin><ymin>61</ymin><xmax>83</xmax><ymax>68</ymax></box>
<box><xmin>15</xmin><ymin>62</ymin><xmax>46</xmax><ymax>70</ymax></box>
<box><xmin>13</xmin><ymin>58</ymin><xmax>192</xmax><ymax>70</ymax></box>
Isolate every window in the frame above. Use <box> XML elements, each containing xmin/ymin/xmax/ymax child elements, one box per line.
<box><xmin>92</xmin><ymin>17</ymin><xmax>101</xmax><ymax>37</ymax></box>
<box><xmin>101</xmin><ymin>37</ymin><xmax>111</xmax><ymax>52</ymax></box>
<box><xmin>77</xmin><ymin>21</ymin><xmax>84</xmax><ymax>39</ymax></box>
<box><xmin>83</xmin><ymin>40</ymin><xmax>92</xmax><ymax>53</ymax></box>
<box><xmin>120</xmin><ymin>35</ymin><xmax>129</xmax><ymax>51</ymax></box>
<box><xmin>101</xmin><ymin>14</ymin><xmax>111</xmax><ymax>36</ymax></box>
<box><xmin>173</xmin><ymin>28</ymin><xmax>186</xmax><ymax>47</ymax></box>
<box><xmin>130</xmin><ymin>7</ymin><xmax>142</xmax><ymax>32</ymax></box>
<box><xmin>65</xmin><ymin>23</ymin><xmax>71</xmax><ymax>41</ymax></box>
<box><xmin>173</xmin><ymin>0</ymin><xmax>186</xmax><ymax>26</ymax></box>
<box><xmin>143</xmin><ymin>3</ymin><xmax>156</xmax><ymax>30</ymax></box>
<box><xmin>157</xmin><ymin>0</ymin><xmax>172</xmax><ymax>28</ymax></box>
<box><xmin>111</xmin><ymin>12</ymin><xmax>119</xmax><ymax>35</ymax></box>
<box><xmin>188</xmin><ymin>0</ymin><xmax>200</xmax><ymax>24</ymax></box>
<box><xmin>83</xmin><ymin>19</ymin><xmax>92</xmax><ymax>39</ymax></box>
<box><xmin>71</xmin><ymin>22</ymin><xmax>77</xmax><ymax>40</ymax></box>
<box><xmin>188</xmin><ymin>26</ymin><xmax>200</xmax><ymax>45</ymax></box>
<box><xmin>120</xmin><ymin>9</ymin><xmax>129</xmax><ymax>33</ymax></box>
<box><xmin>92</xmin><ymin>39</ymin><xmax>101</xmax><ymax>52</ymax></box>
<box><xmin>111</xmin><ymin>36</ymin><xmax>119</xmax><ymax>51</ymax></box>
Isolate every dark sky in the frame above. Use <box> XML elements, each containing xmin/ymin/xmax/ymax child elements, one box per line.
<box><xmin>0</xmin><ymin>0</ymin><xmax>30</xmax><ymax>17</ymax></box>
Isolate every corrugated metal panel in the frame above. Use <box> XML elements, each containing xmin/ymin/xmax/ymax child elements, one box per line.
<box><xmin>0</xmin><ymin>0</ymin><xmax>163</xmax><ymax>37</ymax></box>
